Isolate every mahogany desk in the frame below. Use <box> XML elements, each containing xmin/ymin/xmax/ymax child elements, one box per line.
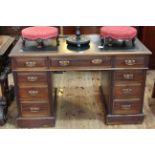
<box><xmin>9</xmin><ymin>35</ymin><xmax>151</xmax><ymax>128</ymax></box>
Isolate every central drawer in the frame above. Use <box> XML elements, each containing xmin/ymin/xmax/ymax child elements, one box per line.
<box><xmin>17</xmin><ymin>72</ymin><xmax>48</xmax><ymax>86</ymax></box>
<box><xmin>113</xmin><ymin>82</ymin><xmax>143</xmax><ymax>99</ymax></box>
<box><xmin>21</xmin><ymin>103</ymin><xmax>50</xmax><ymax>117</ymax></box>
<box><xmin>50</xmin><ymin>56</ymin><xmax>111</xmax><ymax>68</ymax></box>
<box><xmin>18</xmin><ymin>86</ymin><xmax>49</xmax><ymax>101</ymax></box>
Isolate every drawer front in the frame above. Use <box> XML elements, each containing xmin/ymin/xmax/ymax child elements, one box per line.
<box><xmin>50</xmin><ymin>57</ymin><xmax>111</xmax><ymax>68</ymax></box>
<box><xmin>114</xmin><ymin>56</ymin><xmax>145</xmax><ymax>68</ymax></box>
<box><xmin>113</xmin><ymin>83</ymin><xmax>142</xmax><ymax>99</ymax></box>
<box><xmin>112</xmin><ymin>99</ymin><xmax>141</xmax><ymax>115</ymax></box>
<box><xmin>13</xmin><ymin>57</ymin><xmax>48</xmax><ymax>69</ymax></box>
<box><xmin>19</xmin><ymin>87</ymin><xmax>48</xmax><ymax>101</ymax></box>
<box><xmin>113</xmin><ymin>70</ymin><xmax>145</xmax><ymax>81</ymax></box>
<box><xmin>21</xmin><ymin>103</ymin><xmax>50</xmax><ymax>117</ymax></box>
<box><xmin>17</xmin><ymin>72</ymin><xmax>48</xmax><ymax>85</ymax></box>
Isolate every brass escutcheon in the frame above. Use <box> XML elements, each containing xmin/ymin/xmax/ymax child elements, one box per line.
<box><xmin>123</xmin><ymin>74</ymin><xmax>134</xmax><ymax>80</ymax></box>
<box><xmin>124</xmin><ymin>59</ymin><xmax>136</xmax><ymax>66</ymax></box>
<box><xmin>121</xmin><ymin>104</ymin><xmax>131</xmax><ymax>109</ymax></box>
<box><xmin>91</xmin><ymin>59</ymin><xmax>103</xmax><ymax>64</ymax></box>
<box><xmin>30</xmin><ymin>107</ymin><xmax>40</xmax><ymax>112</ymax></box>
<box><xmin>28</xmin><ymin>90</ymin><xmax>39</xmax><ymax>96</ymax></box>
<box><xmin>25</xmin><ymin>61</ymin><xmax>37</xmax><ymax>67</ymax></box>
<box><xmin>27</xmin><ymin>76</ymin><xmax>38</xmax><ymax>81</ymax></box>
<box><xmin>59</xmin><ymin>60</ymin><xmax>70</xmax><ymax>66</ymax></box>
<box><xmin>122</xmin><ymin>88</ymin><xmax>132</xmax><ymax>95</ymax></box>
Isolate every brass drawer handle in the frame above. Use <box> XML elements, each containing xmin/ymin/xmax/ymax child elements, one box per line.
<box><xmin>25</xmin><ymin>61</ymin><xmax>37</xmax><ymax>67</ymax></box>
<box><xmin>124</xmin><ymin>59</ymin><xmax>136</xmax><ymax>66</ymax></box>
<box><xmin>91</xmin><ymin>59</ymin><xmax>103</xmax><ymax>64</ymax></box>
<box><xmin>123</xmin><ymin>74</ymin><xmax>134</xmax><ymax>80</ymax></box>
<box><xmin>30</xmin><ymin>107</ymin><xmax>40</xmax><ymax>112</ymax></box>
<box><xmin>59</xmin><ymin>60</ymin><xmax>70</xmax><ymax>66</ymax></box>
<box><xmin>120</xmin><ymin>104</ymin><xmax>131</xmax><ymax>109</ymax></box>
<box><xmin>28</xmin><ymin>90</ymin><xmax>39</xmax><ymax>96</ymax></box>
<box><xmin>27</xmin><ymin>76</ymin><xmax>38</xmax><ymax>82</ymax></box>
<box><xmin>122</xmin><ymin>88</ymin><xmax>132</xmax><ymax>95</ymax></box>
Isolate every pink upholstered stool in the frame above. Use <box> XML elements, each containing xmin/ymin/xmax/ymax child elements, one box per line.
<box><xmin>100</xmin><ymin>26</ymin><xmax>137</xmax><ymax>48</ymax></box>
<box><xmin>21</xmin><ymin>26</ymin><xmax>59</xmax><ymax>48</ymax></box>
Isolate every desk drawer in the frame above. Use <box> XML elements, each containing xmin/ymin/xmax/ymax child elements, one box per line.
<box><xmin>113</xmin><ymin>82</ymin><xmax>142</xmax><ymax>99</ymax></box>
<box><xmin>50</xmin><ymin>57</ymin><xmax>111</xmax><ymax>68</ymax></box>
<box><xmin>112</xmin><ymin>99</ymin><xmax>141</xmax><ymax>115</ymax></box>
<box><xmin>12</xmin><ymin>57</ymin><xmax>48</xmax><ymax>69</ymax></box>
<box><xmin>21</xmin><ymin>103</ymin><xmax>50</xmax><ymax>117</ymax></box>
<box><xmin>19</xmin><ymin>86</ymin><xmax>48</xmax><ymax>101</ymax></box>
<box><xmin>114</xmin><ymin>56</ymin><xmax>145</xmax><ymax>68</ymax></box>
<box><xmin>17</xmin><ymin>72</ymin><xmax>48</xmax><ymax>85</ymax></box>
<box><xmin>113</xmin><ymin>70</ymin><xmax>145</xmax><ymax>81</ymax></box>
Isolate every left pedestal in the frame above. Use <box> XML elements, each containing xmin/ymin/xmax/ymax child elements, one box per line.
<box><xmin>11</xmin><ymin>57</ymin><xmax>55</xmax><ymax>128</ymax></box>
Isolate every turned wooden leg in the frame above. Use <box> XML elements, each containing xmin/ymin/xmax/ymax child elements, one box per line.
<box><xmin>0</xmin><ymin>82</ymin><xmax>7</xmax><ymax>125</ymax></box>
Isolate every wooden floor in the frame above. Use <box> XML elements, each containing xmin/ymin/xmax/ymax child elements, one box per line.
<box><xmin>1</xmin><ymin>70</ymin><xmax>155</xmax><ymax>129</ymax></box>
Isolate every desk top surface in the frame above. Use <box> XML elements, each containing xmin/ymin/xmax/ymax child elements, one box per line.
<box><xmin>10</xmin><ymin>35</ymin><xmax>152</xmax><ymax>57</ymax></box>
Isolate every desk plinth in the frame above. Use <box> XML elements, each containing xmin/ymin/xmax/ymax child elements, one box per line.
<box><xmin>9</xmin><ymin>35</ymin><xmax>152</xmax><ymax>128</ymax></box>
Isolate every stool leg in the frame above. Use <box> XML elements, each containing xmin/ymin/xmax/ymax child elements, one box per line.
<box><xmin>37</xmin><ymin>40</ymin><xmax>44</xmax><ymax>48</ymax></box>
<box><xmin>132</xmin><ymin>38</ymin><xmax>136</xmax><ymax>47</ymax></box>
<box><xmin>101</xmin><ymin>37</ymin><xmax>104</xmax><ymax>46</ymax></box>
<box><xmin>22</xmin><ymin>38</ymin><xmax>26</xmax><ymax>47</ymax></box>
<box><xmin>56</xmin><ymin>36</ymin><xmax>59</xmax><ymax>46</ymax></box>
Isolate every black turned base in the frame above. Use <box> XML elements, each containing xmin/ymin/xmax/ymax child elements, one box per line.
<box><xmin>66</xmin><ymin>36</ymin><xmax>90</xmax><ymax>48</ymax></box>
<box><xmin>22</xmin><ymin>36</ymin><xmax>59</xmax><ymax>49</ymax></box>
<box><xmin>105</xmin><ymin>113</ymin><xmax>144</xmax><ymax>125</ymax></box>
<box><xmin>17</xmin><ymin>116</ymin><xmax>55</xmax><ymax>128</ymax></box>
<box><xmin>101</xmin><ymin>37</ymin><xmax>136</xmax><ymax>48</ymax></box>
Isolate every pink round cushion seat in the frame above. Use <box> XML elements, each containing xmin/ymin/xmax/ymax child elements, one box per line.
<box><xmin>100</xmin><ymin>26</ymin><xmax>137</xmax><ymax>39</ymax></box>
<box><xmin>21</xmin><ymin>26</ymin><xmax>58</xmax><ymax>40</ymax></box>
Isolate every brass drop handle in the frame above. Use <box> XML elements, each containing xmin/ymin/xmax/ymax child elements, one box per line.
<box><xmin>123</xmin><ymin>74</ymin><xmax>134</xmax><ymax>80</ymax></box>
<box><xmin>91</xmin><ymin>59</ymin><xmax>103</xmax><ymax>64</ymax></box>
<box><xmin>59</xmin><ymin>60</ymin><xmax>70</xmax><ymax>66</ymax></box>
<box><xmin>30</xmin><ymin>107</ymin><xmax>40</xmax><ymax>112</ymax></box>
<box><xmin>122</xmin><ymin>88</ymin><xmax>132</xmax><ymax>95</ymax></box>
<box><xmin>124</xmin><ymin>59</ymin><xmax>136</xmax><ymax>66</ymax></box>
<box><xmin>25</xmin><ymin>61</ymin><xmax>37</xmax><ymax>67</ymax></box>
<box><xmin>28</xmin><ymin>90</ymin><xmax>39</xmax><ymax>96</ymax></box>
<box><xmin>120</xmin><ymin>104</ymin><xmax>131</xmax><ymax>109</ymax></box>
<box><xmin>27</xmin><ymin>76</ymin><xmax>38</xmax><ymax>82</ymax></box>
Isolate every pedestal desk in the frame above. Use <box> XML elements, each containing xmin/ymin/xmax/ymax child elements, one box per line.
<box><xmin>9</xmin><ymin>35</ymin><xmax>151</xmax><ymax>128</ymax></box>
